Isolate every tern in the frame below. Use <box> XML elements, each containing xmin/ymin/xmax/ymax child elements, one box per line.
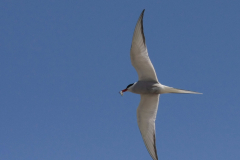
<box><xmin>120</xmin><ymin>9</ymin><xmax>201</xmax><ymax>160</ymax></box>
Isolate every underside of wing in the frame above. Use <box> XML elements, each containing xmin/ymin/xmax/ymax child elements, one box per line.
<box><xmin>137</xmin><ymin>94</ymin><xmax>160</xmax><ymax>160</ymax></box>
<box><xmin>130</xmin><ymin>10</ymin><xmax>158</xmax><ymax>82</ymax></box>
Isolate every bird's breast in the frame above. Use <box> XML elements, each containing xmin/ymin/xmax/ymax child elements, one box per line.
<box><xmin>130</xmin><ymin>81</ymin><xmax>161</xmax><ymax>94</ymax></box>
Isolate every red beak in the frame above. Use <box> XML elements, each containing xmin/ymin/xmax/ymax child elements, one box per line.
<box><xmin>119</xmin><ymin>88</ymin><xmax>128</xmax><ymax>96</ymax></box>
<box><xmin>121</xmin><ymin>89</ymin><xmax>128</xmax><ymax>92</ymax></box>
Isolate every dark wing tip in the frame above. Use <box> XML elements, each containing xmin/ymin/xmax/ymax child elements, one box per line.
<box><xmin>140</xmin><ymin>9</ymin><xmax>146</xmax><ymax>45</ymax></box>
<box><xmin>131</xmin><ymin>9</ymin><xmax>146</xmax><ymax>49</ymax></box>
<box><xmin>153</xmin><ymin>132</ymin><xmax>158</xmax><ymax>160</ymax></box>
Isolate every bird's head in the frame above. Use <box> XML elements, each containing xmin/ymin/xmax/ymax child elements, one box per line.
<box><xmin>119</xmin><ymin>83</ymin><xmax>135</xmax><ymax>96</ymax></box>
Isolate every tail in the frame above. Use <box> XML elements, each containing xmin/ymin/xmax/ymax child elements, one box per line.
<box><xmin>162</xmin><ymin>85</ymin><xmax>202</xmax><ymax>94</ymax></box>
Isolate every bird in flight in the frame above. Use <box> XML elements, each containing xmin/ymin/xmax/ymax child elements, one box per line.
<box><xmin>120</xmin><ymin>9</ymin><xmax>201</xmax><ymax>160</ymax></box>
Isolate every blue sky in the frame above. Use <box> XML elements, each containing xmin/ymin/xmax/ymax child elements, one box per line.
<box><xmin>0</xmin><ymin>1</ymin><xmax>240</xmax><ymax>160</ymax></box>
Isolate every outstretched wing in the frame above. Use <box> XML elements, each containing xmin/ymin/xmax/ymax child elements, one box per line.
<box><xmin>137</xmin><ymin>94</ymin><xmax>160</xmax><ymax>160</ymax></box>
<box><xmin>130</xmin><ymin>10</ymin><xmax>158</xmax><ymax>82</ymax></box>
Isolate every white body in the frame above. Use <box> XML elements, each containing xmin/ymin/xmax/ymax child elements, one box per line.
<box><xmin>128</xmin><ymin>81</ymin><xmax>200</xmax><ymax>95</ymax></box>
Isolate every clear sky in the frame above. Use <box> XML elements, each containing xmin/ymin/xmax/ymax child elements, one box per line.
<box><xmin>1</xmin><ymin>1</ymin><xmax>240</xmax><ymax>160</ymax></box>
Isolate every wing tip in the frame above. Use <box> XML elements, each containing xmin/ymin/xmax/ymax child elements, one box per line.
<box><xmin>152</xmin><ymin>132</ymin><xmax>159</xmax><ymax>160</ymax></box>
<box><xmin>140</xmin><ymin>9</ymin><xmax>146</xmax><ymax>45</ymax></box>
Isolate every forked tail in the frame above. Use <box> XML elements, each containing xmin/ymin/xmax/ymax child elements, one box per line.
<box><xmin>163</xmin><ymin>85</ymin><xmax>202</xmax><ymax>94</ymax></box>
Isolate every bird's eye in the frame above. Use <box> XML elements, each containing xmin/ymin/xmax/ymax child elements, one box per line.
<box><xmin>126</xmin><ymin>83</ymin><xmax>134</xmax><ymax>89</ymax></box>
